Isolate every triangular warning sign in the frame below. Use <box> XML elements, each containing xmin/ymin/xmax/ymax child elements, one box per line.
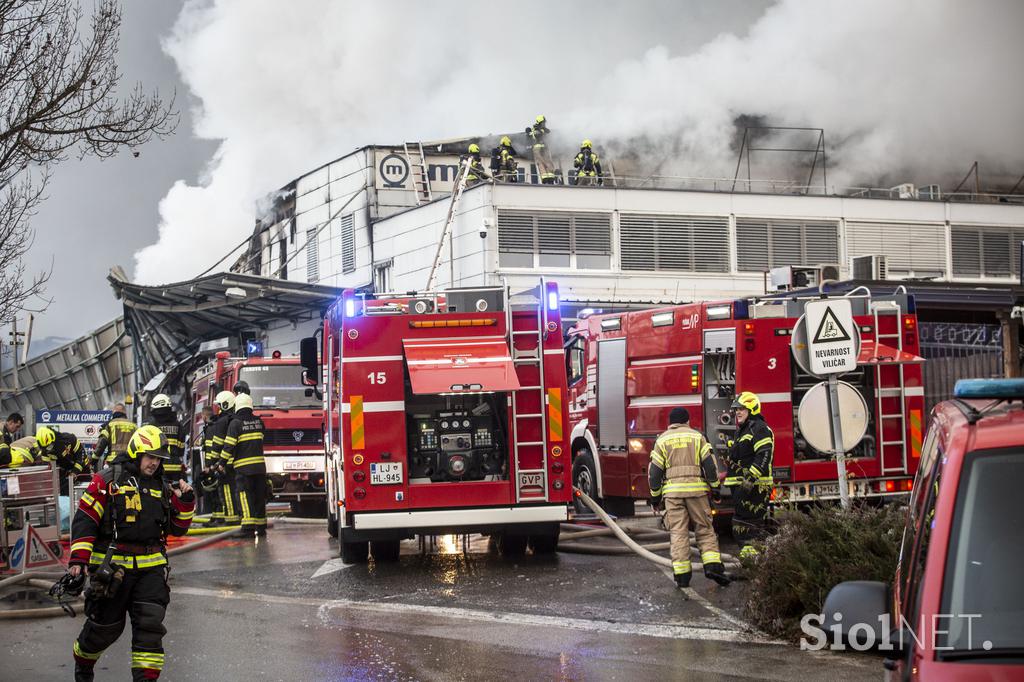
<box><xmin>812</xmin><ymin>306</ymin><xmax>853</xmax><ymax>343</ymax></box>
<box><xmin>23</xmin><ymin>523</ymin><xmax>65</xmax><ymax>570</ymax></box>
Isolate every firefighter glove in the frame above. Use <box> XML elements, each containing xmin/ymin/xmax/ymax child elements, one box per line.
<box><xmin>649</xmin><ymin>494</ymin><xmax>664</xmax><ymax>512</ymax></box>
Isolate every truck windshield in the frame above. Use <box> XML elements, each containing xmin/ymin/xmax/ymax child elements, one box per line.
<box><xmin>238</xmin><ymin>364</ymin><xmax>320</xmax><ymax>410</ymax></box>
<box><xmin>937</xmin><ymin>447</ymin><xmax>1024</xmax><ymax>653</ymax></box>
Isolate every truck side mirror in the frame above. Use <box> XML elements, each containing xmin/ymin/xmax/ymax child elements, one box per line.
<box><xmin>299</xmin><ymin>337</ymin><xmax>319</xmax><ymax>386</ymax></box>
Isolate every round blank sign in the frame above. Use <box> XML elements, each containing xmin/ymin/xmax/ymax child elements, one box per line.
<box><xmin>797</xmin><ymin>380</ymin><xmax>869</xmax><ymax>453</ymax></box>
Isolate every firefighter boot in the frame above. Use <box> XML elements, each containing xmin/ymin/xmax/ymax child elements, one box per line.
<box><xmin>674</xmin><ymin>572</ymin><xmax>692</xmax><ymax>589</ymax></box>
<box><xmin>74</xmin><ymin>663</ymin><xmax>95</xmax><ymax>682</ymax></box>
<box><xmin>704</xmin><ymin>562</ymin><xmax>732</xmax><ymax>587</ymax></box>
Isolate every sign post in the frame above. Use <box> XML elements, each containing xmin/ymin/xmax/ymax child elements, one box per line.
<box><xmin>798</xmin><ymin>298</ymin><xmax>861</xmax><ymax>510</ymax></box>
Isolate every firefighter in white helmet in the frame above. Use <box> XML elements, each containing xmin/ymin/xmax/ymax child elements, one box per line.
<box><xmin>145</xmin><ymin>394</ymin><xmax>187</xmax><ymax>485</ymax></box>
<box><xmin>220</xmin><ymin>392</ymin><xmax>268</xmax><ymax>536</ymax></box>
<box><xmin>208</xmin><ymin>390</ymin><xmax>240</xmax><ymax>525</ymax></box>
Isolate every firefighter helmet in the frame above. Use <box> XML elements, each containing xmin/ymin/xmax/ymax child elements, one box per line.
<box><xmin>535</xmin><ymin>114</ymin><xmax>546</xmax><ymax>124</ymax></box>
<box><xmin>150</xmin><ymin>393</ymin><xmax>172</xmax><ymax>410</ymax></box>
<box><xmin>468</xmin><ymin>143</ymin><xmax>480</xmax><ymax>154</ymax></box>
<box><xmin>581</xmin><ymin>139</ymin><xmax>593</xmax><ymax>149</ymax></box>
<box><xmin>234</xmin><ymin>393</ymin><xmax>254</xmax><ymax>411</ymax></box>
<box><xmin>731</xmin><ymin>391</ymin><xmax>761</xmax><ymax>416</ymax></box>
<box><xmin>500</xmin><ymin>135</ymin><xmax>512</xmax><ymax>147</ymax></box>
<box><xmin>126</xmin><ymin>425</ymin><xmax>170</xmax><ymax>460</ymax></box>
<box><xmin>35</xmin><ymin>426</ymin><xmax>56</xmax><ymax>450</ymax></box>
<box><xmin>233</xmin><ymin>380</ymin><xmax>250</xmax><ymax>395</ymax></box>
<box><xmin>215</xmin><ymin>390</ymin><xmax>235</xmax><ymax>412</ymax></box>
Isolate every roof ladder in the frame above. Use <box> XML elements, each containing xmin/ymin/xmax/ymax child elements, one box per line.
<box><xmin>402</xmin><ymin>142</ymin><xmax>432</xmax><ymax>204</ymax></box>
<box><xmin>425</xmin><ymin>157</ymin><xmax>471</xmax><ymax>290</ymax></box>
<box><xmin>872</xmin><ymin>300</ymin><xmax>909</xmax><ymax>475</ymax></box>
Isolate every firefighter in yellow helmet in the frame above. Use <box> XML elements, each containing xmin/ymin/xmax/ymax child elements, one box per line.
<box><xmin>573</xmin><ymin>139</ymin><xmax>603</xmax><ymax>187</ymax></box>
<box><xmin>209</xmin><ymin>390</ymin><xmax>240</xmax><ymax>525</ymax></box>
<box><xmin>464</xmin><ymin>142</ymin><xmax>490</xmax><ymax>187</ymax></box>
<box><xmin>93</xmin><ymin>403</ymin><xmax>136</xmax><ymax>469</ymax></box>
<box><xmin>724</xmin><ymin>391</ymin><xmax>775</xmax><ymax>559</ymax></box>
<box><xmin>490</xmin><ymin>135</ymin><xmax>519</xmax><ymax>183</ymax></box>
<box><xmin>220</xmin><ymin>392</ymin><xmax>268</xmax><ymax>536</ymax></box>
<box><xmin>67</xmin><ymin>424</ymin><xmax>195</xmax><ymax>681</ymax></box>
<box><xmin>37</xmin><ymin>425</ymin><xmax>88</xmax><ymax>494</ymax></box>
<box><xmin>526</xmin><ymin>115</ymin><xmax>556</xmax><ymax>184</ymax></box>
<box><xmin>648</xmin><ymin>407</ymin><xmax>731</xmax><ymax>589</ymax></box>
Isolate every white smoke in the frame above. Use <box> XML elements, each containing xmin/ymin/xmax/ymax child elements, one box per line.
<box><xmin>133</xmin><ymin>0</ymin><xmax>1024</xmax><ymax>284</ymax></box>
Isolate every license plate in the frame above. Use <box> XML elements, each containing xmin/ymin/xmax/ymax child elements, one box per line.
<box><xmin>518</xmin><ymin>472</ymin><xmax>544</xmax><ymax>489</ymax></box>
<box><xmin>370</xmin><ymin>462</ymin><xmax>403</xmax><ymax>485</ymax></box>
<box><xmin>283</xmin><ymin>460</ymin><xmax>316</xmax><ymax>471</ymax></box>
<box><xmin>812</xmin><ymin>483</ymin><xmax>840</xmax><ymax>497</ymax></box>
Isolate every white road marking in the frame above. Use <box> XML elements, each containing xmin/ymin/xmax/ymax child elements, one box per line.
<box><xmin>175</xmin><ymin>585</ymin><xmax>771</xmax><ymax>645</ymax></box>
<box><xmin>310</xmin><ymin>558</ymin><xmax>353</xmax><ymax>578</ymax></box>
<box><xmin>657</xmin><ymin>566</ymin><xmax>759</xmax><ymax>634</ymax></box>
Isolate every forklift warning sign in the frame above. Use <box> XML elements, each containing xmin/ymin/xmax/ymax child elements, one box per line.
<box><xmin>805</xmin><ymin>299</ymin><xmax>859</xmax><ymax>375</ymax></box>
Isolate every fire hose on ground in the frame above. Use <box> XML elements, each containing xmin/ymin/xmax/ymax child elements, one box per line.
<box><xmin>562</xmin><ymin>490</ymin><xmax>741</xmax><ymax>571</ymax></box>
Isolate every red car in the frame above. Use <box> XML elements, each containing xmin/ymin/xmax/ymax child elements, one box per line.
<box><xmin>823</xmin><ymin>378</ymin><xmax>1024</xmax><ymax>679</ymax></box>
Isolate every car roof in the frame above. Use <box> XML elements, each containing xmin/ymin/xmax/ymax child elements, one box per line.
<box><xmin>935</xmin><ymin>398</ymin><xmax>1024</xmax><ymax>457</ymax></box>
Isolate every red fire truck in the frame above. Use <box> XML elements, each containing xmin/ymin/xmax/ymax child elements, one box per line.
<box><xmin>564</xmin><ymin>290</ymin><xmax>925</xmax><ymax>515</ymax></box>
<box><xmin>189</xmin><ymin>351</ymin><xmax>325</xmax><ymax>510</ymax></box>
<box><xmin>300</xmin><ymin>282</ymin><xmax>572</xmax><ymax>563</ymax></box>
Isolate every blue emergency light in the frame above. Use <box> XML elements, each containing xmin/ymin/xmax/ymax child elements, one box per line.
<box><xmin>953</xmin><ymin>378</ymin><xmax>1024</xmax><ymax>400</ymax></box>
<box><xmin>246</xmin><ymin>340</ymin><xmax>264</xmax><ymax>357</ymax></box>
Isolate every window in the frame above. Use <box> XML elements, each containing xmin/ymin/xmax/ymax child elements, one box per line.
<box><xmin>340</xmin><ymin>214</ymin><xmax>356</xmax><ymax>274</ymax></box>
<box><xmin>277</xmin><ymin>239</ymin><xmax>287</xmax><ymax>279</ymax></box>
<box><xmin>951</xmin><ymin>225</ymin><xmax>1024</xmax><ymax>278</ymax></box>
<box><xmin>306</xmin><ymin>229</ymin><xmax>319</xmax><ymax>283</ymax></box>
<box><xmin>846</xmin><ymin>222</ymin><xmax>946</xmax><ymax>278</ymax></box>
<box><xmin>619</xmin><ymin>214</ymin><xmax>729</xmax><ymax>273</ymax></box>
<box><xmin>374</xmin><ymin>260</ymin><xmax>392</xmax><ymax>292</ymax></box>
<box><xmin>898</xmin><ymin>427</ymin><xmax>942</xmax><ymax>625</ymax></box>
<box><xmin>735</xmin><ymin>218</ymin><xmax>839</xmax><ymax>271</ymax></box>
<box><xmin>497</xmin><ymin>210</ymin><xmax>612</xmax><ymax>269</ymax></box>
<box><xmin>565</xmin><ymin>336</ymin><xmax>585</xmax><ymax>385</ymax></box>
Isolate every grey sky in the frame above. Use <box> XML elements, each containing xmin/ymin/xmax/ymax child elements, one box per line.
<box><xmin>18</xmin><ymin>1</ymin><xmax>215</xmax><ymax>344</ymax></box>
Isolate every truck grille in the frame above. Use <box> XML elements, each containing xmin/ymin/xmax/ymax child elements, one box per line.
<box><xmin>263</xmin><ymin>429</ymin><xmax>323</xmax><ymax>446</ymax></box>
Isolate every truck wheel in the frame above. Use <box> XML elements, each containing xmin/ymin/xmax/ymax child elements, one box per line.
<box><xmin>528</xmin><ymin>524</ymin><xmax>560</xmax><ymax>554</ymax></box>
<box><xmin>572</xmin><ymin>449</ymin><xmax>599</xmax><ymax>514</ymax></box>
<box><xmin>340</xmin><ymin>539</ymin><xmax>369</xmax><ymax>563</ymax></box>
<box><xmin>327</xmin><ymin>513</ymin><xmax>338</xmax><ymax>539</ymax></box>
<box><xmin>498</xmin><ymin>532</ymin><xmax>528</xmax><ymax>558</ymax></box>
<box><xmin>371</xmin><ymin>539</ymin><xmax>401</xmax><ymax>562</ymax></box>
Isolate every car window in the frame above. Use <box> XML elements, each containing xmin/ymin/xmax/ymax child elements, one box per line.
<box><xmin>565</xmin><ymin>336</ymin><xmax>585</xmax><ymax>386</ymax></box>
<box><xmin>898</xmin><ymin>426</ymin><xmax>942</xmax><ymax>621</ymax></box>
<box><xmin>937</xmin><ymin>447</ymin><xmax>1024</xmax><ymax>652</ymax></box>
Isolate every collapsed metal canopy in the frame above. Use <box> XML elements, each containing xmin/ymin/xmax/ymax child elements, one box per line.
<box><xmin>107</xmin><ymin>269</ymin><xmax>344</xmax><ymax>387</ymax></box>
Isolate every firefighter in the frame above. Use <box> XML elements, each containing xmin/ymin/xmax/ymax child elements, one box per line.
<box><xmin>648</xmin><ymin>407</ymin><xmax>731</xmax><ymax>588</ymax></box>
<box><xmin>67</xmin><ymin>424</ymin><xmax>195</xmax><ymax>681</ymax></box>
<box><xmin>220</xmin><ymin>392</ymin><xmax>267</xmax><ymax>536</ymax></box>
<box><xmin>93</xmin><ymin>403</ymin><xmax>137</xmax><ymax>469</ymax></box>
<box><xmin>526</xmin><ymin>115</ymin><xmax>556</xmax><ymax>184</ymax></box>
<box><xmin>490</xmin><ymin>136</ymin><xmax>519</xmax><ymax>183</ymax></box>
<box><xmin>573</xmin><ymin>139</ymin><xmax>603</xmax><ymax>186</ymax></box>
<box><xmin>3</xmin><ymin>411</ymin><xmax>24</xmax><ymax>444</ymax></box>
<box><xmin>210</xmin><ymin>390</ymin><xmax>240</xmax><ymax>526</ymax></box>
<box><xmin>464</xmin><ymin>143</ymin><xmax>490</xmax><ymax>187</ymax></box>
<box><xmin>36</xmin><ymin>426</ymin><xmax>88</xmax><ymax>493</ymax></box>
<box><xmin>0</xmin><ymin>435</ymin><xmax>37</xmax><ymax>468</ymax></box>
<box><xmin>145</xmin><ymin>394</ymin><xmax>187</xmax><ymax>485</ymax></box>
<box><xmin>724</xmin><ymin>391</ymin><xmax>775</xmax><ymax>559</ymax></box>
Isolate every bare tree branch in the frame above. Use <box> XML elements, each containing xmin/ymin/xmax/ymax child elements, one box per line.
<box><xmin>0</xmin><ymin>0</ymin><xmax>176</xmax><ymax>326</ymax></box>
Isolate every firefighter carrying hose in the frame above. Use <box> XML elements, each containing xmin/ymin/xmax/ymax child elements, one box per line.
<box><xmin>573</xmin><ymin>139</ymin><xmax>603</xmax><ymax>186</ymax></box>
<box><xmin>145</xmin><ymin>394</ymin><xmax>187</xmax><ymax>484</ymax></box>
<box><xmin>527</xmin><ymin>115</ymin><xmax>556</xmax><ymax>184</ymax></box>
<box><xmin>648</xmin><ymin>407</ymin><xmax>731</xmax><ymax>588</ymax></box>
<box><xmin>209</xmin><ymin>391</ymin><xmax>240</xmax><ymax>526</ymax></box>
<box><xmin>490</xmin><ymin>135</ymin><xmax>519</xmax><ymax>183</ymax></box>
<box><xmin>94</xmin><ymin>403</ymin><xmax>137</xmax><ymax>469</ymax></box>
<box><xmin>67</xmin><ymin>425</ymin><xmax>195</xmax><ymax>681</ymax></box>
<box><xmin>724</xmin><ymin>391</ymin><xmax>775</xmax><ymax>559</ymax></box>
<box><xmin>220</xmin><ymin>392</ymin><xmax>268</xmax><ymax>536</ymax></box>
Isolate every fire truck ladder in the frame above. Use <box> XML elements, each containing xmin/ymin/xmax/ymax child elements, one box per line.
<box><xmin>508</xmin><ymin>284</ymin><xmax>549</xmax><ymax>503</ymax></box>
<box><xmin>425</xmin><ymin>157</ymin><xmax>471</xmax><ymax>290</ymax></box>
<box><xmin>872</xmin><ymin>299</ymin><xmax>909</xmax><ymax>475</ymax></box>
<box><xmin>402</xmin><ymin>142</ymin><xmax>432</xmax><ymax>204</ymax></box>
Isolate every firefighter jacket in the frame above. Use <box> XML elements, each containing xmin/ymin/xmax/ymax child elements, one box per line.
<box><xmin>94</xmin><ymin>414</ymin><xmax>136</xmax><ymax>467</ymax></box>
<box><xmin>648</xmin><ymin>424</ymin><xmax>719</xmax><ymax>499</ymax></box>
<box><xmin>208</xmin><ymin>411</ymin><xmax>233</xmax><ymax>468</ymax></box>
<box><xmin>465</xmin><ymin>154</ymin><xmax>489</xmax><ymax>184</ymax></box>
<box><xmin>490</xmin><ymin>146</ymin><xmax>519</xmax><ymax>176</ymax></box>
<box><xmin>42</xmin><ymin>431</ymin><xmax>87</xmax><ymax>475</ymax></box>
<box><xmin>573</xmin><ymin>149</ymin><xmax>603</xmax><ymax>179</ymax></box>
<box><xmin>221</xmin><ymin>407</ymin><xmax>265</xmax><ymax>474</ymax></box>
<box><xmin>528</xmin><ymin>122</ymin><xmax>550</xmax><ymax>148</ymax></box>
<box><xmin>69</xmin><ymin>454</ymin><xmax>194</xmax><ymax>570</ymax></box>
<box><xmin>725</xmin><ymin>415</ymin><xmax>775</xmax><ymax>486</ymax></box>
<box><xmin>145</xmin><ymin>409</ymin><xmax>187</xmax><ymax>477</ymax></box>
<box><xmin>1</xmin><ymin>436</ymin><xmax>37</xmax><ymax>468</ymax></box>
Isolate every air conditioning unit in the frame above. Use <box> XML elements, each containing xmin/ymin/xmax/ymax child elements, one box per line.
<box><xmin>890</xmin><ymin>183</ymin><xmax>917</xmax><ymax>199</ymax></box>
<box><xmin>851</xmin><ymin>254</ymin><xmax>887</xmax><ymax>280</ymax></box>
<box><xmin>768</xmin><ymin>264</ymin><xmax>839</xmax><ymax>291</ymax></box>
<box><xmin>818</xmin><ymin>263</ymin><xmax>841</xmax><ymax>282</ymax></box>
<box><xmin>918</xmin><ymin>184</ymin><xmax>941</xmax><ymax>200</ymax></box>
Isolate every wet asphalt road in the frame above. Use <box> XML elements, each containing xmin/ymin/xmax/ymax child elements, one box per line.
<box><xmin>3</xmin><ymin>522</ymin><xmax>880</xmax><ymax>681</ymax></box>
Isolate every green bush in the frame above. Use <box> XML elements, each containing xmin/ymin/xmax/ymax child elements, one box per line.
<box><xmin>742</xmin><ymin>503</ymin><xmax>906</xmax><ymax>639</ymax></box>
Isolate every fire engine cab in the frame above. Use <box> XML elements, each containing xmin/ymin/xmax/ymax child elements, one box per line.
<box><xmin>301</xmin><ymin>282</ymin><xmax>572</xmax><ymax>563</ymax></box>
<box><xmin>189</xmin><ymin>351</ymin><xmax>325</xmax><ymax>509</ymax></box>
<box><xmin>565</xmin><ymin>290</ymin><xmax>925</xmax><ymax>514</ymax></box>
